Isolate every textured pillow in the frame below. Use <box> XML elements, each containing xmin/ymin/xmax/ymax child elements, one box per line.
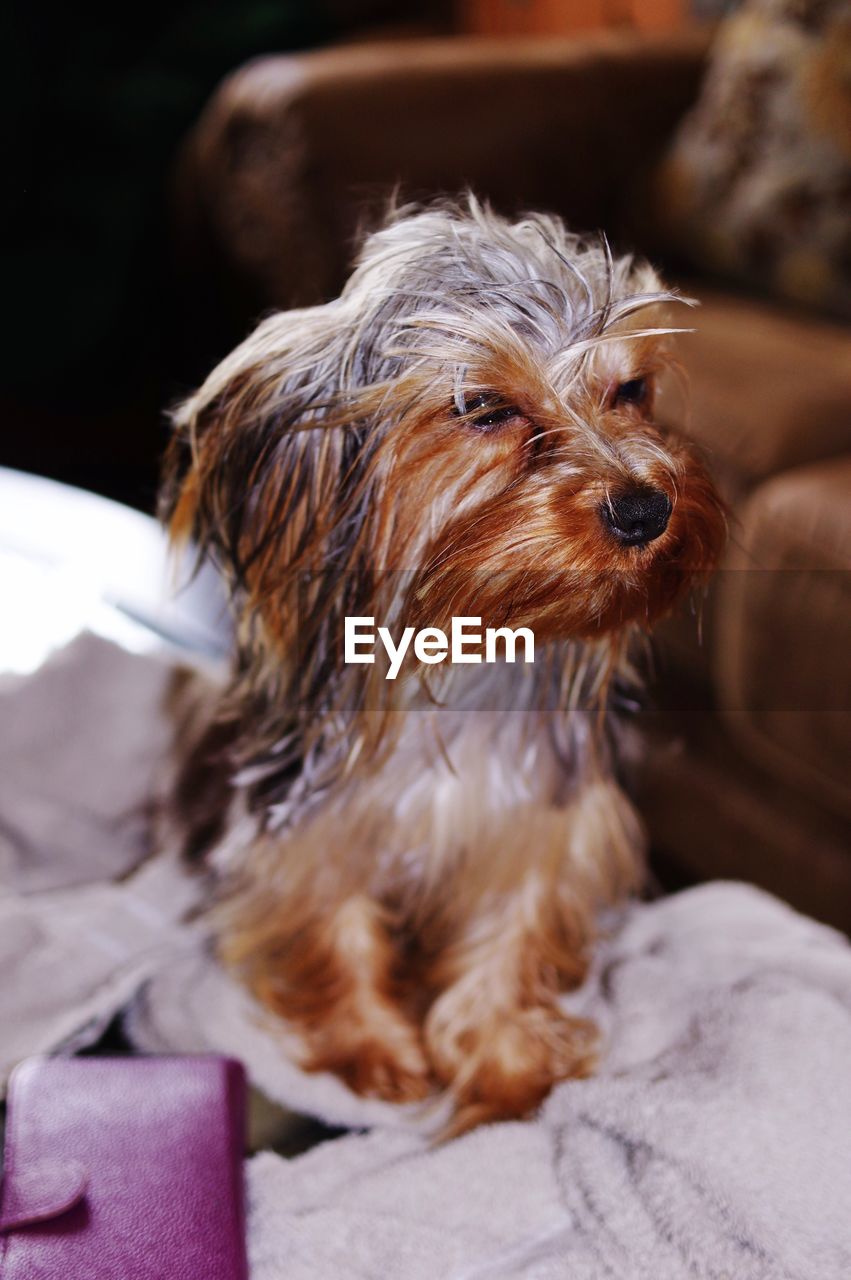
<box><xmin>657</xmin><ymin>0</ymin><xmax>851</xmax><ymax>318</ymax></box>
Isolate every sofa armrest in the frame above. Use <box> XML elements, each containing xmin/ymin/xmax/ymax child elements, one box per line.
<box><xmin>176</xmin><ymin>29</ymin><xmax>708</xmax><ymax>322</ymax></box>
<box><xmin>713</xmin><ymin>456</ymin><xmax>851</xmax><ymax>820</ymax></box>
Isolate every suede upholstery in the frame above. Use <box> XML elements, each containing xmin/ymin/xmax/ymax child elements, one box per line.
<box><xmin>716</xmin><ymin>458</ymin><xmax>851</xmax><ymax>817</ymax></box>
<box><xmin>178</xmin><ymin>32</ymin><xmax>707</xmax><ymax>310</ymax></box>
<box><xmin>175</xmin><ymin>29</ymin><xmax>851</xmax><ymax>928</ymax></box>
<box><xmin>656</xmin><ymin>287</ymin><xmax>851</xmax><ymax>495</ymax></box>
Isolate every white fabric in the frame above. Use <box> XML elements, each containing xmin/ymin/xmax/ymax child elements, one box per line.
<box><xmin>245</xmin><ymin>884</ymin><xmax>851</xmax><ymax>1279</ymax></box>
<box><xmin>2</xmin><ymin>634</ymin><xmax>850</xmax><ymax>1278</ymax></box>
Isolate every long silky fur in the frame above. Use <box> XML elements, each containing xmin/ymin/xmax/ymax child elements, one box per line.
<box><xmin>160</xmin><ymin>197</ymin><xmax>725</xmax><ymax>1132</ymax></box>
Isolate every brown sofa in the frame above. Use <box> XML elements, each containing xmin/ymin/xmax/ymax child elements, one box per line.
<box><xmin>173</xmin><ymin>29</ymin><xmax>851</xmax><ymax>929</ymax></box>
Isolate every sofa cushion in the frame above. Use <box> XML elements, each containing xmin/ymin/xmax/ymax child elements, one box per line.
<box><xmin>657</xmin><ymin>284</ymin><xmax>851</xmax><ymax>498</ymax></box>
<box><xmin>656</xmin><ymin>0</ymin><xmax>851</xmax><ymax>320</ymax></box>
<box><xmin>638</xmin><ymin>712</ymin><xmax>851</xmax><ymax>932</ymax></box>
<box><xmin>713</xmin><ymin>457</ymin><xmax>851</xmax><ymax>819</ymax></box>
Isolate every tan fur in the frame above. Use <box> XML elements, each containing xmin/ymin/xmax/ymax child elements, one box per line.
<box><xmin>160</xmin><ymin>199</ymin><xmax>725</xmax><ymax>1133</ymax></box>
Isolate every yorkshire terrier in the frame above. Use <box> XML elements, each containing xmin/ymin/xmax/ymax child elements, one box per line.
<box><xmin>161</xmin><ymin>198</ymin><xmax>724</xmax><ymax>1133</ymax></box>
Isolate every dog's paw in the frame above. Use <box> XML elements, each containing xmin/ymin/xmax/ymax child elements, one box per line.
<box><xmin>426</xmin><ymin>1002</ymin><xmax>598</xmax><ymax>1133</ymax></box>
<box><xmin>304</xmin><ymin>1003</ymin><xmax>433</xmax><ymax>1103</ymax></box>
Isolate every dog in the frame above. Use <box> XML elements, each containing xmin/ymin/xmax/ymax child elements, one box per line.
<box><xmin>161</xmin><ymin>198</ymin><xmax>725</xmax><ymax>1133</ymax></box>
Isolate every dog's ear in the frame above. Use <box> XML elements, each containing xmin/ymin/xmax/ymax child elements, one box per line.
<box><xmin>160</xmin><ymin>303</ymin><xmax>364</xmax><ymax>609</ymax></box>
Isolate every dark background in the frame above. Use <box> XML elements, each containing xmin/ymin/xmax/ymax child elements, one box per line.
<box><xmin>1</xmin><ymin>1</ymin><xmax>449</xmax><ymax>510</ymax></box>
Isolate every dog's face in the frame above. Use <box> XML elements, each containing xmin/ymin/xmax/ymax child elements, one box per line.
<box><xmin>163</xmin><ymin>202</ymin><xmax>724</xmax><ymax>674</ymax></box>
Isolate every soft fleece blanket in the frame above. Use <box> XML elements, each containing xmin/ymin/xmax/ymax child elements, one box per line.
<box><xmin>1</xmin><ymin>634</ymin><xmax>850</xmax><ymax>1279</ymax></box>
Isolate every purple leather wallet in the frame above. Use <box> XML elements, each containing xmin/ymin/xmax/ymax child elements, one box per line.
<box><xmin>0</xmin><ymin>1055</ymin><xmax>248</xmax><ymax>1279</ymax></box>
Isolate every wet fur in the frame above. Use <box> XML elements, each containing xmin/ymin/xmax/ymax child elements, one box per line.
<box><xmin>161</xmin><ymin>199</ymin><xmax>724</xmax><ymax>1132</ymax></box>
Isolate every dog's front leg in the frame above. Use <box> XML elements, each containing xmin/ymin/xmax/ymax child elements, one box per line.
<box><xmin>423</xmin><ymin>876</ymin><xmax>598</xmax><ymax>1134</ymax></box>
<box><xmin>231</xmin><ymin>892</ymin><xmax>432</xmax><ymax>1103</ymax></box>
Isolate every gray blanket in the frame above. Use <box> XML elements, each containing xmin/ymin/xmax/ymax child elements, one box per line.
<box><xmin>2</xmin><ymin>635</ymin><xmax>850</xmax><ymax>1278</ymax></box>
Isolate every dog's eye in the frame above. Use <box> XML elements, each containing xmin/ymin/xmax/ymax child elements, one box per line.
<box><xmin>456</xmin><ymin>393</ymin><xmax>524</xmax><ymax>432</ymax></box>
<box><xmin>612</xmin><ymin>377</ymin><xmax>649</xmax><ymax>408</ymax></box>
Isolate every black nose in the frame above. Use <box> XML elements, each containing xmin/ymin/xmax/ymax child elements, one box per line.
<box><xmin>602</xmin><ymin>487</ymin><xmax>671</xmax><ymax>546</ymax></box>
